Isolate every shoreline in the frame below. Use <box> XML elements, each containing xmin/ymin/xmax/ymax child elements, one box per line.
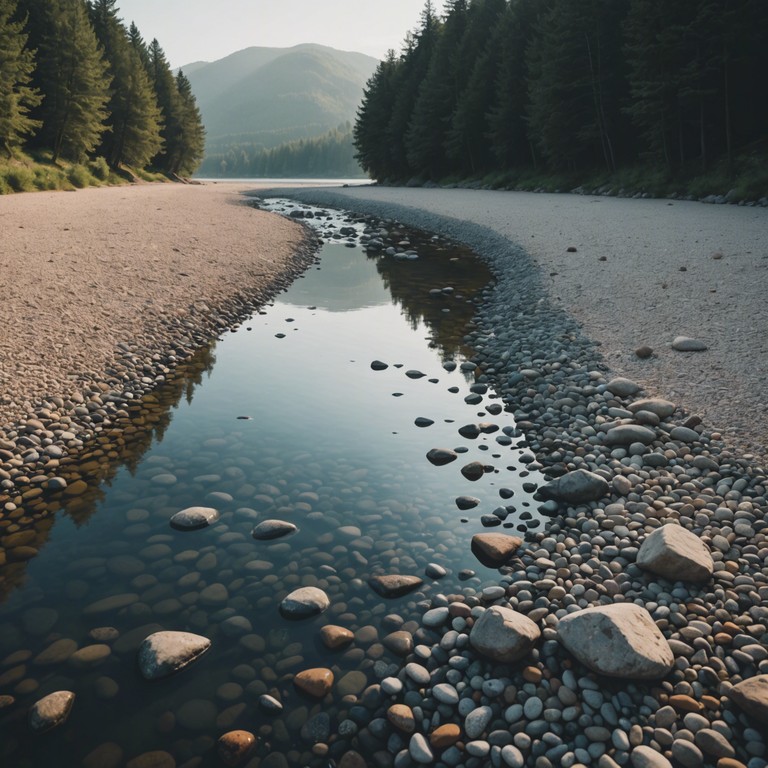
<box><xmin>262</xmin><ymin>185</ymin><xmax>768</xmax><ymax>467</ymax></box>
<box><xmin>0</xmin><ymin>183</ymin><xmax>318</xmax><ymax>515</ymax></box>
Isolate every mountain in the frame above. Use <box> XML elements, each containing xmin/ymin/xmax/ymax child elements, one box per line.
<box><xmin>182</xmin><ymin>44</ymin><xmax>379</xmax><ymax>153</ymax></box>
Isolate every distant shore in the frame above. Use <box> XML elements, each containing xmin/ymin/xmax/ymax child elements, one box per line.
<box><xmin>264</xmin><ymin>184</ymin><xmax>768</xmax><ymax>465</ymax></box>
<box><xmin>0</xmin><ymin>183</ymin><xmax>314</xmax><ymax>478</ymax></box>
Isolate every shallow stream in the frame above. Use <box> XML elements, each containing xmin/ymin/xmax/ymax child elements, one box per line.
<box><xmin>0</xmin><ymin>201</ymin><xmax>544</xmax><ymax>767</ymax></box>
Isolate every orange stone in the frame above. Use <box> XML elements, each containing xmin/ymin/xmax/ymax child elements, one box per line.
<box><xmin>217</xmin><ymin>730</ymin><xmax>255</xmax><ymax>766</ymax></box>
<box><xmin>430</xmin><ymin>723</ymin><xmax>460</xmax><ymax>749</ymax></box>
<box><xmin>293</xmin><ymin>668</ymin><xmax>333</xmax><ymax>698</ymax></box>
<box><xmin>522</xmin><ymin>666</ymin><xmax>543</xmax><ymax>684</ymax></box>
<box><xmin>669</xmin><ymin>694</ymin><xmax>704</xmax><ymax>713</ymax></box>
<box><xmin>320</xmin><ymin>625</ymin><xmax>354</xmax><ymax>650</ymax></box>
<box><xmin>386</xmin><ymin>704</ymin><xmax>415</xmax><ymax>733</ymax></box>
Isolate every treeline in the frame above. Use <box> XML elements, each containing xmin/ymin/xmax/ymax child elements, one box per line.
<box><xmin>354</xmin><ymin>0</ymin><xmax>768</xmax><ymax>188</ymax></box>
<box><xmin>198</xmin><ymin>124</ymin><xmax>365</xmax><ymax>178</ymax></box>
<box><xmin>0</xmin><ymin>0</ymin><xmax>204</xmax><ymax>175</ymax></box>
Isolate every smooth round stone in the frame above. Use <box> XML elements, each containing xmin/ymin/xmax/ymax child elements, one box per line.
<box><xmin>631</xmin><ymin>745</ymin><xmax>673</xmax><ymax>768</ymax></box>
<box><xmin>523</xmin><ymin>697</ymin><xmax>544</xmax><ymax>719</ymax></box>
<box><xmin>93</xmin><ymin>676</ymin><xmax>119</xmax><ymax>699</ymax></box>
<box><xmin>170</xmin><ymin>507</ymin><xmax>219</xmax><ymax>530</ymax></box>
<box><xmin>280</xmin><ymin>587</ymin><xmax>329</xmax><ymax>619</ymax></box>
<box><xmin>294</xmin><ymin>668</ymin><xmax>333</xmax><ymax>698</ymax></box>
<box><xmin>34</xmin><ymin>638</ymin><xmax>79</xmax><ymax>665</ymax></box>
<box><xmin>251</xmin><ymin>520</ymin><xmax>297</xmax><ymax>540</ymax></box>
<box><xmin>501</xmin><ymin>744</ymin><xmax>525</xmax><ymax>768</ymax></box>
<box><xmin>456</xmin><ymin>496</ymin><xmax>481</xmax><ymax>510</ymax></box>
<box><xmin>337</xmin><ymin>671</ymin><xmax>367</xmax><ymax>696</ymax></box>
<box><xmin>320</xmin><ymin>625</ymin><xmax>354</xmax><ymax>650</ymax></box>
<box><xmin>381</xmin><ymin>677</ymin><xmax>403</xmax><ymax>695</ymax></box>
<box><xmin>69</xmin><ymin>644</ymin><xmax>111</xmax><ymax>668</ymax></box>
<box><xmin>430</xmin><ymin>724</ymin><xmax>461</xmax><ymax>749</ymax></box>
<box><xmin>368</xmin><ymin>574</ymin><xmax>423</xmax><ymax>598</ymax></box>
<box><xmin>427</xmin><ymin>448</ymin><xmax>458</xmax><ymax>466</ymax></box>
<box><xmin>405</xmin><ymin>662</ymin><xmax>430</xmax><ymax>685</ymax></box>
<box><xmin>425</xmin><ymin>563</ymin><xmax>447</xmax><ymax>579</ymax></box>
<box><xmin>200</xmin><ymin>583</ymin><xmax>229</xmax><ymax>606</ymax></box>
<box><xmin>83</xmin><ymin>593</ymin><xmax>139</xmax><ymax>615</ymax></box>
<box><xmin>672</xmin><ymin>336</ymin><xmax>708</xmax><ymax>351</ymax></box>
<box><xmin>465</xmin><ymin>705</ymin><xmax>493</xmax><ymax>739</ymax></box>
<box><xmin>258</xmin><ymin>694</ymin><xmax>283</xmax><ymax>713</ymax></box>
<box><xmin>382</xmin><ymin>630</ymin><xmax>413</xmax><ymax>656</ymax></box>
<box><xmin>422</xmin><ymin>607</ymin><xmax>450</xmax><ymax>627</ymax></box>
<box><xmin>28</xmin><ymin>691</ymin><xmax>75</xmax><ymax>732</ymax></box>
<box><xmin>415</xmin><ymin>417</ymin><xmax>434</xmax><ymax>427</ymax></box>
<box><xmin>408</xmin><ymin>733</ymin><xmax>434</xmax><ymax>764</ymax></box>
<box><xmin>433</xmin><ymin>683</ymin><xmax>459</xmax><ymax>705</ymax></box>
<box><xmin>461</xmin><ymin>461</ymin><xmax>486</xmax><ymax>480</ymax></box>
<box><xmin>466</xmin><ymin>741</ymin><xmax>490</xmax><ymax>757</ymax></box>
<box><xmin>220</xmin><ymin>616</ymin><xmax>253</xmax><ymax>637</ymax></box>
<box><xmin>82</xmin><ymin>742</ymin><xmax>124</xmax><ymax>768</ymax></box>
<box><xmin>388</xmin><ymin>704</ymin><xmax>416</xmax><ymax>733</ymax></box>
<box><xmin>371</xmin><ymin>360</ymin><xmax>388</xmax><ymax>370</ymax></box>
<box><xmin>218</xmin><ymin>730</ymin><xmax>256</xmax><ymax>766</ymax></box>
<box><xmin>138</xmin><ymin>631</ymin><xmax>211</xmax><ymax>679</ymax></box>
<box><xmin>151</xmin><ymin>473</ymin><xmax>177</xmax><ymax>486</ymax></box>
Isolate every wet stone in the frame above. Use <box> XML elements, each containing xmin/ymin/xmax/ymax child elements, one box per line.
<box><xmin>368</xmin><ymin>574</ymin><xmax>423</xmax><ymax>598</ymax></box>
<box><xmin>294</xmin><ymin>668</ymin><xmax>333</xmax><ymax>698</ymax></box>
<box><xmin>169</xmin><ymin>506</ymin><xmax>219</xmax><ymax>530</ymax></box>
<box><xmin>218</xmin><ymin>730</ymin><xmax>256</xmax><ymax>766</ymax></box>
<box><xmin>280</xmin><ymin>587</ymin><xmax>329</xmax><ymax>618</ymax></box>
<box><xmin>320</xmin><ymin>625</ymin><xmax>354</xmax><ymax>650</ymax></box>
<box><xmin>252</xmin><ymin>519</ymin><xmax>298</xmax><ymax>540</ymax></box>
<box><xmin>138</xmin><ymin>631</ymin><xmax>211</xmax><ymax>680</ymax></box>
<box><xmin>28</xmin><ymin>691</ymin><xmax>75</xmax><ymax>733</ymax></box>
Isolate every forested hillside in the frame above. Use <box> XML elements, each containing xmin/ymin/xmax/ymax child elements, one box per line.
<box><xmin>198</xmin><ymin>123</ymin><xmax>365</xmax><ymax>178</ymax></box>
<box><xmin>0</xmin><ymin>0</ymin><xmax>205</xmax><ymax>193</ymax></box>
<box><xmin>186</xmin><ymin>44</ymin><xmax>376</xmax><ymax>178</ymax></box>
<box><xmin>355</xmin><ymin>0</ymin><xmax>768</xmax><ymax>199</ymax></box>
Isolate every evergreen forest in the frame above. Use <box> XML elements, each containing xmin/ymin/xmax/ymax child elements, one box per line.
<box><xmin>354</xmin><ymin>0</ymin><xmax>768</xmax><ymax>199</ymax></box>
<box><xmin>0</xmin><ymin>0</ymin><xmax>205</xmax><ymax>192</ymax></box>
<box><xmin>197</xmin><ymin>123</ymin><xmax>365</xmax><ymax>179</ymax></box>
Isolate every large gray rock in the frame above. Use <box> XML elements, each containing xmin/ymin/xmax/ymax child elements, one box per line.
<box><xmin>138</xmin><ymin>631</ymin><xmax>211</xmax><ymax>680</ymax></box>
<box><xmin>637</xmin><ymin>525</ymin><xmax>714</xmax><ymax>582</ymax></box>
<box><xmin>538</xmin><ymin>469</ymin><xmax>609</xmax><ymax>504</ymax></box>
<box><xmin>557</xmin><ymin>604</ymin><xmax>674</xmax><ymax>679</ymax></box>
<box><xmin>170</xmin><ymin>506</ymin><xmax>219</xmax><ymax>530</ymax></box>
<box><xmin>728</xmin><ymin>674</ymin><xmax>768</xmax><ymax>725</ymax></box>
<box><xmin>469</xmin><ymin>605</ymin><xmax>541</xmax><ymax>663</ymax></box>
<box><xmin>605</xmin><ymin>425</ymin><xmax>656</xmax><ymax>445</ymax></box>
<box><xmin>606</xmin><ymin>378</ymin><xmax>642</xmax><ymax>397</ymax></box>
<box><xmin>471</xmin><ymin>533</ymin><xmax>523</xmax><ymax>568</ymax></box>
<box><xmin>28</xmin><ymin>691</ymin><xmax>75</xmax><ymax>732</ymax></box>
<box><xmin>251</xmin><ymin>519</ymin><xmax>298</xmax><ymax>540</ymax></box>
<box><xmin>628</xmin><ymin>398</ymin><xmax>676</xmax><ymax>419</ymax></box>
<box><xmin>368</xmin><ymin>574</ymin><xmax>424</xmax><ymax>598</ymax></box>
<box><xmin>279</xmin><ymin>587</ymin><xmax>329</xmax><ymax>618</ymax></box>
<box><xmin>672</xmin><ymin>336</ymin><xmax>708</xmax><ymax>351</ymax></box>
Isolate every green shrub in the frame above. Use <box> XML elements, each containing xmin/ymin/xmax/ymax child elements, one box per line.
<box><xmin>88</xmin><ymin>156</ymin><xmax>110</xmax><ymax>181</ymax></box>
<box><xmin>67</xmin><ymin>164</ymin><xmax>93</xmax><ymax>188</ymax></box>
<box><xmin>4</xmin><ymin>165</ymin><xmax>36</xmax><ymax>192</ymax></box>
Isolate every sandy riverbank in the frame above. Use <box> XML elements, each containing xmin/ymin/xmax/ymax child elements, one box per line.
<box><xmin>0</xmin><ymin>182</ymin><xmax>310</xmax><ymax>433</ymax></box>
<box><xmin>260</xmin><ymin>185</ymin><xmax>768</xmax><ymax>464</ymax></box>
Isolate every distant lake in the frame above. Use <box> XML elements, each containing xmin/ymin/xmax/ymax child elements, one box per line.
<box><xmin>195</xmin><ymin>178</ymin><xmax>371</xmax><ymax>187</ymax></box>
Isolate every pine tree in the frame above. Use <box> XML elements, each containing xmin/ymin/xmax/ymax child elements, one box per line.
<box><xmin>22</xmin><ymin>0</ymin><xmax>111</xmax><ymax>162</ymax></box>
<box><xmin>89</xmin><ymin>0</ymin><xmax>162</xmax><ymax>168</ymax></box>
<box><xmin>146</xmin><ymin>38</ymin><xmax>183</xmax><ymax>173</ymax></box>
<box><xmin>0</xmin><ymin>0</ymin><xmax>42</xmax><ymax>156</ymax></box>
<box><xmin>174</xmin><ymin>70</ymin><xmax>205</xmax><ymax>176</ymax></box>
<box><xmin>406</xmin><ymin>0</ymin><xmax>468</xmax><ymax>179</ymax></box>
<box><xmin>354</xmin><ymin>51</ymin><xmax>399</xmax><ymax>180</ymax></box>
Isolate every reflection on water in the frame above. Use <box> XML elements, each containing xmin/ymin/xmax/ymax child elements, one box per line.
<box><xmin>0</xmin><ymin>205</ymin><xmax>541</xmax><ymax>767</ymax></box>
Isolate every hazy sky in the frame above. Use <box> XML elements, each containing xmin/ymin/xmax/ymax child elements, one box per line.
<box><xmin>116</xmin><ymin>0</ymin><xmax>428</xmax><ymax>67</ymax></box>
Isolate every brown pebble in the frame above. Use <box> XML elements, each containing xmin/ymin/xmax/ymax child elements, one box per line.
<box><xmin>387</xmin><ymin>704</ymin><xmax>415</xmax><ymax>733</ymax></box>
<box><xmin>712</xmin><ymin>252</ymin><xmax>724</xmax><ymax>260</ymax></box>
<box><xmin>217</xmin><ymin>730</ymin><xmax>256</xmax><ymax>766</ymax></box>
<box><xmin>522</xmin><ymin>666</ymin><xmax>542</xmax><ymax>683</ymax></box>
<box><xmin>0</xmin><ymin>694</ymin><xmax>15</xmax><ymax>709</ymax></box>
<box><xmin>669</xmin><ymin>694</ymin><xmax>704</xmax><ymax>713</ymax></box>
<box><xmin>701</xmin><ymin>695</ymin><xmax>721</xmax><ymax>710</ymax></box>
<box><xmin>635</xmin><ymin>345</ymin><xmax>654</xmax><ymax>359</ymax></box>
<box><xmin>293</xmin><ymin>668</ymin><xmax>333</xmax><ymax>698</ymax></box>
<box><xmin>319</xmin><ymin>625</ymin><xmax>354</xmax><ymax>650</ymax></box>
<box><xmin>714</xmin><ymin>633</ymin><xmax>732</xmax><ymax>646</ymax></box>
<box><xmin>338</xmin><ymin>752</ymin><xmax>367</xmax><ymax>768</ymax></box>
<box><xmin>430</xmin><ymin>723</ymin><xmax>460</xmax><ymax>748</ymax></box>
<box><xmin>566</xmin><ymin>246</ymin><xmax>577</xmax><ymax>252</ymax></box>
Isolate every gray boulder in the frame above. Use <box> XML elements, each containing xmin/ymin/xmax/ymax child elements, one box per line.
<box><xmin>728</xmin><ymin>675</ymin><xmax>768</xmax><ymax>725</ymax></box>
<box><xmin>606</xmin><ymin>378</ymin><xmax>642</xmax><ymax>397</ymax></box>
<box><xmin>605</xmin><ymin>425</ymin><xmax>656</xmax><ymax>446</ymax></box>
<box><xmin>471</xmin><ymin>533</ymin><xmax>523</xmax><ymax>568</ymax></box>
<box><xmin>251</xmin><ymin>519</ymin><xmax>297</xmax><ymax>540</ymax></box>
<box><xmin>557</xmin><ymin>604</ymin><xmax>674</xmax><ymax>679</ymax></box>
<box><xmin>170</xmin><ymin>506</ymin><xmax>219</xmax><ymax>530</ymax></box>
<box><xmin>28</xmin><ymin>691</ymin><xmax>75</xmax><ymax>732</ymax></box>
<box><xmin>138</xmin><ymin>631</ymin><xmax>211</xmax><ymax>680</ymax></box>
<box><xmin>279</xmin><ymin>587</ymin><xmax>329</xmax><ymax>618</ymax></box>
<box><xmin>538</xmin><ymin>469</ymin><xmax>609</xmax><ymax>504</ymax></box>
<box><xmin>672</xmin><ymin>336</ymin><xmax>708</xmax><ymax>351</ymax></box>
<box><xmin>470</xmin><ymin>605</ymin><xmax>541</xmax><ymax>663</ymax></box>
<box><xmin>637</xmin><ymin>524</ymin><xmax>714</xmax><ymax>582</ymax></box>
<box><xmin>368</xmin><ymin>574</ymin><xmax>424</xmax><ymax>598</ymax></box>
<box><xmin>628</xmin><ymin>398</ymin><xmax>676</xmax><ymax>419</ymax></box>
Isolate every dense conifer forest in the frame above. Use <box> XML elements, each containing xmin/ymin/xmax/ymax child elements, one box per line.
<box><xmin>0</xmin><ymin>0</ymin><xmax>205</xmax><ymax>192</ymax></box>
<box><xmin>354</xmin><ymin>0</ymin><xmax>768</xmax><ymax>199</ymax></box>
<box><xmin>197</xmin><ymin>123</ymin><xmax>365</xmax><ymax>179</ymax></box>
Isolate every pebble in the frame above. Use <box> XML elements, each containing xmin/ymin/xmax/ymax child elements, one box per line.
<box><xmin>28</xmin><ymin>691</ymin><xmax>75</xmax><ymax>732</ymax></box>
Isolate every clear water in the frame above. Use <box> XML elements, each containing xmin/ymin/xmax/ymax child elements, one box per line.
<box><xmin>0</xmin><ymin>202</ymin><xmax>542</xmax><ymax>767</ymax></box>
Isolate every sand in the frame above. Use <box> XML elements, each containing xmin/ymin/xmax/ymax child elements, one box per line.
<box><xmin>259</xmin><ymin>185</ymin><xmax>768</xmax><ymax>463</ymax></box>
<box><xmin>0</xmin><ymin>182</ymin><xmax>308</xmax><ymax>431</ymax></box>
